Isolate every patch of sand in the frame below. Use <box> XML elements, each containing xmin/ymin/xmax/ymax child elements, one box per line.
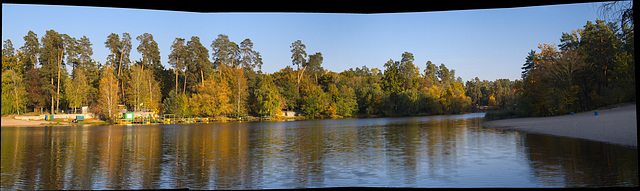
<box><xmin>1</xmin><ymin>116</ymin><xmax>54</xmax><ymax>127</ymax></box>
<box><xmin>482</xmin><ymin>104</ymin><xmax>637</xmax><ymax>147</ymax></box>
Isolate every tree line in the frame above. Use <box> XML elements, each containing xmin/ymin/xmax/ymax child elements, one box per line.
<box><xmin>0</xmin><ymin>30</ymin><xmax>473</xmax><ymax>121</ymax></box>
<box><xmin>518</xmin><ymin>19</ymin><xmax>634</xmax><ymax>116</ymax></box>
<box><xmin>2</xmin><ymin>18</ymin><xmax>633</xmax><ymax>121</ymax></box>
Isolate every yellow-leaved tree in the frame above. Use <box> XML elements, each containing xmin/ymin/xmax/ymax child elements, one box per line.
<box><xmin>190</xmin><ymin>78</ymin><xmax>232</xmax><ymax>117</ymax></box>
<box><xmin>98</xmin><ymin>66</ymin><xmax>119</xmax><ymax>122</ymax></box>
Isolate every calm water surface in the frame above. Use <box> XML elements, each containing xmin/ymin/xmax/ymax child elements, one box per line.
<box><xmin>1</xmin><ymin>113</ymin><xmax>637</xmax><ymax>189</ymax></box>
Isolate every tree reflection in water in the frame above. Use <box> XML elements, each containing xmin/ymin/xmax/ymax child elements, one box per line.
<box><xmin>1</xmin><ymin>115</ymin><xmax>637</xmax><ymax>189</ymax></box>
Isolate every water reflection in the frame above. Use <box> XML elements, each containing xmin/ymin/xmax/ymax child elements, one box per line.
<box><xmin>521</xmin><ymin>133</ymin><xmax>638</xmax><ymax>187</ymax></box>
<box><xmin>1</xmin><ymin>114</ymin><xmax>637</xmax><ymax>189</ymax></box>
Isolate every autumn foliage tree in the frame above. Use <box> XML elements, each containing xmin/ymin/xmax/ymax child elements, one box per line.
<box><xmin>190</xmin><ymin>78</ymin><xmax>232</xmax><ymax>117</ymax></box>
<box><xmin>98</xmin><ymin>66</ymin><xmax>119</xmax><ymax>122</ymax></box>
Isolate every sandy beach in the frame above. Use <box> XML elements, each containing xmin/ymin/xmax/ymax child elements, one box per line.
<box><xmin>482</xmin><ymin>104</ymin><xmax>637</xmax><ymax>147</ymax></box>
<box><xmin>1</xmin><ymin>116</ymin><xmax>56</xmax><ymax>127</ymax></box>
<box><xmin>1</xmin><ymin>115</ymin><xmax>105</xmax><ymax>127</ymax></box>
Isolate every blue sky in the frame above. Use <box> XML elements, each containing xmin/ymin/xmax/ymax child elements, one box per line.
<box><xmin>2</xmin><ymin>2</ymin><xmax>609</xmax><ymax>82</ymax></box>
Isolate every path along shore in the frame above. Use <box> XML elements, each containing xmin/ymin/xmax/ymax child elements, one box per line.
<box><xmin>481</xmin><ymin>104</ymin><xmax>637</xmax><ymax>147</ymax></box>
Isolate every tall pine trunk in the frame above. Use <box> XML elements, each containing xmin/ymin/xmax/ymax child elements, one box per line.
<box><xmin>148</xmin><ymin>77</ymin><xmax>153</xmax><ymax>112</ymax></box>
<box><xmin>175</xmin><ymin>57</ymin><xmax>179</xmax><ymax>93</ymax></box>
<box><xmin>14</xmin><ymin>81</ymin><xmax>20</xmax><ymax>115</ymax></box>
<box><xmin>175</xmin><ymin>68</ymin><xmax>179</xmax><ymax>93</ymax></box>
<box><xmin>51</xmin><ymin>77</ymin><xmax>54</xmax><ymax>114</ymax></box>
<box><xmin>296</xmin><ymin>65</ymin><xmax>307</xmax><ymax>93</ymax></box>
<box><xmin>33</xmin><ymin>55</ymin><xmax>38</xmax><ymax>69</ymax></box>
<box><xmin>237</xmin><ymin>67</ymin><xmax>243</xmax><ymax>115</ymax></box>
<box><xmin>56</xmin><ymin>49</ymin><xmax>63</xmax><ymax>114</ymax></box>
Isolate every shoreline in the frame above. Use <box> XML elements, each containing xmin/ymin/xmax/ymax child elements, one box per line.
<box><xmin>481</xmin><ymin>104</ymin><xmax>637</xmax><ymax>148</ymax></box>
<box><xmin>0</xmin><ymin>116</ymin><xmax>106</xmax><ymax>127</ymax></box>
<box><xmin>1</xmin><ymin>111</ymin><xmax>482</xmax><ymax>127</ymax></box>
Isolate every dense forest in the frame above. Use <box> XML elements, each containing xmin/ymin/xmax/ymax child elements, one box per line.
<box><xmin>1</xmin><ymin>19</ymin><xmax>634</xmax><ymax>122</ymax></box>
<box><xmin>518</xmin><ymin>19</ymin><xmax>635</xmax><ymax>116</ymax></box>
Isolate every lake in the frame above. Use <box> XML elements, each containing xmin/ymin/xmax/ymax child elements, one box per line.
<box><xmin>1</xmin><ymin>113</ymin><xmax>637</xmax><ymax>189</ymax></box>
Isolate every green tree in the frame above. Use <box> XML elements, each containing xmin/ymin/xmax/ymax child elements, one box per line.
<box><xmin>307</xmin><ymin>52</ymin><xmax>324</xmax><ymax>83</ymax></box>
<box><xmin>163</xmin><ymin>89</ymin><xmax>180</xmax><ymax>115</ymax></box>
<box><xmin>299</xmin><ymin>79</ymin><xmax>324</xmax><ymax>118</ymax></box>
<box><xmin>169</xmin><ymin>37</ymin><xmax>187</xmax><ymax>93</ymax></box>
<box><xmin>399</xmin><ymin>52</ymin><xmax>419</xmax><ymax>90</ymax></box>
<box><xmin>211</xmin><ymin>34</ymin><xmax>239</xmax><ymax>70</ymax></box>
<box><xmin>240</xmin><ymin>38</ymin><xmax>263</xmax><ymax>70</ymax></box>
<box><xmin>186</xmin><ymin>36</ymin><xmax>211</xmax><ymax>92</ymax></box>
<box><xmin>78</xmin><ymin>36</ymin><xmax>94</xmax><ymax>69</ymax></box>
<box><xmin>75</xmin><ymin>36</ymin><xmax>99</xmax><ymax>107</ymax></box>
<box><xmin>290</xmin><ymin>40</ymin><xmax>308</xmax><ymax>91</ymax></box>
<box><xmin>136</xmin><ymin>33</ymin><xmax>162</xmax><ymax>72</ymax></box>
<box><xmin>325</xmin><ymin>84</ymin><xmax>340</xmax><ymax>116</ymax></box>
<box><xmin>336</xmin><ymin>85</ymin><xmax>358</xmax><ymax>117</ymax></box>
<box><xmin>382</xmin><ymin>59</ymin><xmax>402</xmax><ymax>113</ymax></box>
<box><xmin>118</xmin><ymin>33</ymin><xmax>132</xmax><ymax>76</ymax></box>
<box><xmin>3</xmin><ymin>40</ymin><xmax>23</xmax><ymax>74</ymax></box>
<box><xmin>40</xmin><ymin>29</ymin><xmax>67</xmax><ymax>114</ymax></box>
<box><xmin>325</xmin><ymin>83</ymin><xmax>358</xmax><ymax>117</ymax></box>
<box><xmin>163</xmin><ymin>89</ymin><xmax>191</xmax><ymax>117</ymax></box>
<box><xmin>104</xmin><ymin>33</ymin><xmax>121</xmax><ymax>69</ymax></box>
<box><xmin>1</xmin><ymin>69</ymin><xmax>27</xmax><ymax>115</ymax></box>
<box><xmin>382</xmin><ymin>59</ymin><xmax>403</xmax><ymax>96</ymax></box>
<box><xmin>465</xmin><ymin>77</ymin><xmax>483</xmax><ymax>107</ymax></box>
<box><xmin>581</xmin><ymin>20</ymin><xmax>618</xmax><ymax>92</ymax></box>
<box><xmin>422</xmin><ymin>60</ymin><xmax>438</xmax><ymax>88</ymax></box>
<box><xmin>521</xmin><ymin>50</ymin><xmax>537</xmax><ymax>79</ymax></box>
<box><xmin>253</xmin><ymin>75</ymin><xmax>281</xmax><ymax>117</ymax></box>
<box><xmin>20</xmin><ymin>31</ymin><xmax>40</xmax><ymax>70</ymax></box>
<box><xmin>272</xmin><ymin>66</ymin><xmax>299</xmax><ymax>111</ymax></box>
<box><xmin>64</xmin><ymin>68</ymin><xmax>90</xmax><ymax>113</ymax></box>
<box><xmin>63</xmin><ymin>34</ymin><xmax>79</xmax><ymax>70</ymax></box>
<box><xmin>357</xmin><ymin>83</ymin><xmax>386</xmax><ymax>115</ymax></box>
<box><xmin>397</xmin><ymin>89</ymin><xmax>419</xmax><ymax>115</ymax></box>
<box><xmin>436</xmin><ymin>63</ymin><xmax>451</xmax><ymax>83</ymax></box>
